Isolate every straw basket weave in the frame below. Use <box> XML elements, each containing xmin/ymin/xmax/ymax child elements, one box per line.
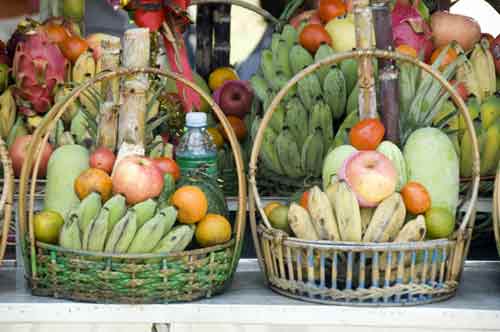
<box><xmin>493</xmin><ymin>163</ymin><xmax>500</xmax><ymax>256</ymax></box>
<box><xmin>18</xmin><ymin>67</ymin><xmax>247</xmax><ymax>304</ymax></box>
<box><xmin>0</xmin><ymin>137</ymin><xmax>14</xmax><ymax>265</ymax></box>
<box><xmin>249</xmin><ymin>49</ymin><xmax>480</xmax><ymax>306</ymax></box>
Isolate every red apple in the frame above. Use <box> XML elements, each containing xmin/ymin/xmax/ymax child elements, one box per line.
<box><xmin>90</xmin><ymin>147</ymin><xmax>116</xmax><ymax>174</ymax></box>
<box><xmin>450</xmin><ymin>79</ymin><xmax>469</xmax><ymax>102</ymax></box>
<box><xmin>213</xmin><ymin>80</ymin><xmax>253</xmax><ymax>119</ymax></box>
<box><xmin>339</xmin><ymin>151</ymin><xmax>397</xmax><ymax>207</ymax></box>
<box><xmin>9</xmin><ymin>135</ymin><xmax>53</xmax><ymax>178</ymax></box>
<box><xmin>152</xmin><ymin>157</ymin><xmax>181</xmax><ymax>181</ymax></box>
<box><xmin>290</xmin><ymin>10</ymin><xmax>322</xmax><ymax>29</ymax></box>
<box><xmin>491</xmin><ymin>34</ymin><xmax>500</xmax><ymax>74</ymax></box>
<box><xmin>112</xmin><ymin>155</ymin><xmax>164</xmax><ymax>204</ymax></box>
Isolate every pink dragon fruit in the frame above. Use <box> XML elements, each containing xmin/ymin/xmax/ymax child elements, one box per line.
<box><xmin>12</xmin><ymin>30</ymin><xmax>68</xmax><ymax>115</ymax></box>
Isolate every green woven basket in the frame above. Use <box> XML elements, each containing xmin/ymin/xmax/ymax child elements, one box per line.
<box><xmin>18</xmin><ymin>67</ymin><xmax>247</xmax><ymax>304</ymax></box>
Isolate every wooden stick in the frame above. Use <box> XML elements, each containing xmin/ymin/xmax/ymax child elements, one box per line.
<box><xmin>353</xmin><ymin>0</ymin><xmax>377</xmax><ymax>119</ymax></box>
<box><xmin>97</xmin><ymin>88</ymin><xmax>118</xmax><ymax>151</ymax></box>
<box><xmin>196</xmin><ymin>4</ymin><xmax>214</xmax><ymax>80</ymax></box>
<box><xmin>96</xmin><ymin>35</ymin><xmax>121</xmax><ymax>103</ymax></box>
<box><xmin>212</xmin><ymin>4</ymin><xmax>231</xmax><ymax>69</ymax></box>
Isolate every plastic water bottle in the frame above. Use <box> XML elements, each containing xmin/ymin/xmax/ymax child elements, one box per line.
<box><xmin>176</xmin><ymin>112</ymin><xmax>218</xmax><ymax>179</ymax></box>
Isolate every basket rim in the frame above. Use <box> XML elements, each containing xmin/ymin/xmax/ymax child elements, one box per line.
<box><xmin>17</xmin><ymin>67</ymin><xmax>247</xmax><ymax>281</ymax></box>
<box><xmin>0</xmin><ymin>136</ymin><xmax>14</xmax><ymax>264</ymax></box>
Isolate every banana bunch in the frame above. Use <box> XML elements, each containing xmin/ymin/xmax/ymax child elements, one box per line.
<box><xmin>59</xmin><ymin>193</ymin><xmax>193</xmax><ymax>255</ymax></box>
<box><xmin>249</xmin><ymin>25</ymin><xmax>354</xmax><ymax>179</ymax></box>
<box><xmin>288</xmin><ymin>180</ymin><xmax>426</xmax><ymax>245</ymax></box>
<box><xmin>0</xmin><ymin>88</ymin><xmax>17</xmax><ymax>140</ymax></box>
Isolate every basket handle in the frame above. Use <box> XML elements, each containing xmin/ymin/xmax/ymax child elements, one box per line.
<box><xmin>249</xmin><ymin>49</ymin><xmax>480</xmax><ymax>236</ymax></box>
<box><xmin>0</xmin><ymin>136</ymin><xmax>14</xmax><ymax>265</ymax></box>
<box><xmin>18</xmin><ymin>67</ymin><xmax>247</xmax><ymax>277</ymax></box>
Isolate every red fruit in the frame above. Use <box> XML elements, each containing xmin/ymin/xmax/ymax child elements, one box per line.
<box><xmin>60</xmin><ymin>36</ymin><xmax>88</xmax><ymax>62</ymax></box>
<box><xmin>290</xmin><ymin>10</ymin><xmax>322</xmax><ymax>29</ymax></box>
<box><xmin>299</xmin><ymin>24</ymin><xmax>332</xmax><ymax>54</ymax></box>
<box><xmin>450</xmin><ymin>79</ymin><xmax>469</xmax><ymax>102</ymax></box>
<box><xmin>152</xmin><ymin>157</ymin><xmax>181</xmax><ymax>181</ymax></box>
<box><xmin>214</xmin><ymin>80</ymin><xmax>253</xmax><ymax>119</ymax></box>
<box><xmin>491</xmin><ymin>34</ymin><xmax>500</xmax><ymax>75</ymax></box>
<box><xmin>89</xmin><ymin>147</ymin><xmax>116</xmax><ymax>174</ymax></box>
<box><xmin>299</xmin><ymin>191</ymin><xmax>309</xmax><ymax>210</ymax></box>
<box><xmin>134</xmin><ymin>8</ymin><xmax>165</xmax><ymax>32</ymax></box>
<box><xmin>349</xmin><ymin>119</ymin><xmax>385</xmax><ymax>150</ymax></box>
<box><xmin>9</xmin><ymin>135</ymin><xmax>53</xmax><ymax>178</ymax></box>
<box><xmin>43</xmin><ymin>24</ymin><xmax>69</xmax><ymax>44</ymax></box>
<box><xmin>319</xmin><ymin>0</ymin><xmax>347</xmax><ymax>23</ymax></box>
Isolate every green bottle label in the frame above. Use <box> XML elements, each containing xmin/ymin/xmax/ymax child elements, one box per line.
<box><xmin>177</xmin><ymin>154</ymin><xmax>218</xmax><ymax>178</ymax></box>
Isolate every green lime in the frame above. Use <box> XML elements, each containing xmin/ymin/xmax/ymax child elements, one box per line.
<box><xmin>268</xmin><ymin>205</ymin><xmax>291</xmax><ymax>234</ymax></box>
<box><xmin>34</xmin><ymin>210</ymin><xmax>64</xmax><ymax>244</ymax></box>
<box><xmin>425</xmin><ymin>207</ymin><xmax>455</xmax><ymax>239</ymax></box>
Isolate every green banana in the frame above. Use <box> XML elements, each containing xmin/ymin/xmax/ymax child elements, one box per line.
<box><xmin>346</xmin><ymin>81</ymin><xmax>359</xmax><ymax>114</ymax></box>
<box><xmin>59</xmin><ymin>212</ymin><xmax>82</xmax><ymax>250</ymax></box>
<box><xmin>158</xmin><ymin>173</ymin><xmax>176</xmax><ymax>209</ymax></box>
<box><xmin>298</xmin><ymin>74</ymin><xmax>322</xmax><ymax>111</ymax></box>
<box><xmin>301</xmin><ymin>128</ymin><xmax>324</xmax><ymax>177</ymax></box>
<box><xmin>323</xmin><ymin>68</ymin><xmax>347</xmax><ymax>119</ymax></box>
<box><xmin>273</xmin><ymin>39</ymin><xmax>292</xmax><ymax>79</ymax></box>
<box><xmin>250</xmin><ymin>115</ymin><xmax>262</xmax><ymax>141</ymax></box>
<box><xmin>102</xmin><ymin>194</ymin><xmax>127</xmax><ymax>233</ymax></box>
<box><xmin>127</xmin><ymin>206</ymin><xmax>177</xmax><ymax>253</ymax></box>
<box><xmin>76</xmin><ymin>192</ymin><xmax>102</xmax><ymax>234</ymax></box>
<box><xmin>105</xmin><ymin>211</ymin><xmax>138</xmax><ymax>253</ymax></box>
<box><xmin>480</xmin><ymin>95</ymin><xmax>500</xmax><ymax>129</ymax></box>
<box><xmin>457</xmin><ymin>57</ymin><xmax>481</xmax><ymax>103</ymax></box>
<box><xmin>83</xmin><ymin>209</ymin><xmax>109</xmax><ymax>251</ymax></box>
<box><xmin>70</xmin><ymin>110</ymin><xmax>92</xmax><ymax>146</ymax></box>
<box><xmin>271</xmin><ymin>33</ymin><xmax>281</xmax><ymax>55</ymax></box>
<box><xmin>269</xmin><ymin>104</ymin><xmax>286</xmax><ymax>133</ymax></box>
<box><xmin>153</xmin><ymin>225</ymin><xmax>195</xmax><ymax>254</ymax></box>
<box><xmin>460</xmin><ymin>126</ymin><xmax>478</xmax><ymax>178</ymax></box>
<box><xmin>340</xmin><ymin>58</ymin><xmax>358</xmax><ymax>94</ymax></box>
<box><xmin>314</xmin><ymin>44</ymin><xmax>335</xmax><ymax>83</ymax></box>
<box><xmin>261</xmin><ymin>50</ymin><xmax>287</xmax><ymax>91</ymax></box>
<box><xmin>289</xmin><ymin>44</ymin><xmax>314</xmax><ymax>75</ymax></box>
<box><xmin>48</xmin><ymin>119</ymin><xmax>64</xmax><ymax>147</ymax></box>
<box><xmin>285</xmin><ymin>97</ymin><xmax>309</xmax><ymax>149</ymax></box>
<box><xmin>331</xmin><ymin>111</ymin><xmax>359</xmax><ymax>151</ymax></box>
<box><xmin>260</xmin><ymin>127</ymin><xmax>284</xmax><ymax>174</ymax></box>
<box><xmin>131</xmin><ymin>199</ymin><xmax>158</xmax><ymax>228</ymax></box>
<box><xmin>480</xmin><ymin>119</ymin><xmax>500</xmax><ymax>176</ymax></box>
<box><xmin>280</xmin><ymin>24</ymin><xmax>298</xmax><ymax>49</ymax></box>
<box><xmin>316</xmin><ymin>102</ymin><xmax>334</xmax><ymax>148</ymax></box>
<box><xmin>250</xmin><ymin>74</ymin><xmax>271</xmax><ymax>103</ymax></box>
<box><xmin>275</xmin><ymin>128</ymin><xmax>303</xmax><ymax>178</ymax></box>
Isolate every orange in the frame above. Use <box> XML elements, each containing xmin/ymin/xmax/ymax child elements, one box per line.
<box><xmin>401</xmin><ymin>182</ymin><xmax>431</xmax><ymax>215</ymax></box>
<box><xmin>396</xmin><ymin>44</ymin><xmax>418</xmax><ymax>58</ymax></box>
<box><xmin>430</xmin><ymin>45</ymin><xmax>458</xmax><ymax>72</ymax></box>
<box><xmin>195</xmin><ymin>213</ymin><xmax>232</xmax><ymax>247</ymax></box>
<box><xmin>349</xmin><ymin>119</ymin><xmax>385</xmax><ymax>150</ymax></box>
<box><xmin>208</xmin><ymin>67</ymin><xmax>239</xmax><ymax>91</ymax></box>
<box><xmin>319</xmin><ymin>0</ymin><xmax>347</xmax><ymax>23</ymax></box>
<box><xmin>207</xmin><ymin>127</ymin><xmax>225</xmax><ymax>149</ymax></box>
<box><xmin>43</xmin><ymin>23</ymin><xmax>69</xmax><ymax>44</ymax></box>
<box><xmin>74</xmin><ymin>168</ymin><xmax>112</xmax><ymax>201</ymax></box>
<box><xmin>219</xmin><ymin>116</ymin><xmax>247</xmax><ymax>141</ymax></box>
<box><xmin>299</xmin><ymin>191</ymin><xmax>309</xmax><ymax>210</ymax></box>
<box><xmin>171</xmin><ymin>185</ymin><xmax>208</xmax><ymax>224</ymax></box>
<box><xmin>299</xmin><ymin>24</ymin><xmax>332</xmax><ymax>54</ymax></box>
<box><xmin>60</xmin><ymin>35</ymin><xmax>89</xmax><ymax>62</ymax></box>
<box><xmin>264</xmin><ymin>202</ymin><xmax>282</xmax><ymax>217</ymax></box>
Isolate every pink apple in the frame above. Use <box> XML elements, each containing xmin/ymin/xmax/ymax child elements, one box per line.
<box><xmin>112</xmin><ymin>155</ymin><xmax>164</xmax><ymax>204</ymax></box>
<box><xmin>339</xmin><ymin>151</ymin><xmax>397</xmax><ymax>207</ymax></box>
<box><xmin>9</xmin><ymin>135</ymin><xmax>53</xmax><ymax>178</ymax></box>
<box><xmin>90</xmin><ymin>146</ymin><xmax>116</xmax><ymax>174</ymax></box>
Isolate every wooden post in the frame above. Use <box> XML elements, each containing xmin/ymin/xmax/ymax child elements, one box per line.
<box><xmin>373</xmin><ymin>0</ymin><xmax>400</xmax><ymax>145</ymax></box>
<box><xmin>196</xmin><ymin>4</ymin><xmax>214</xmax><ymax>80</ymax></box>
<box><xmin>353</xmin><ymin>0</ymin><xmax>377</xmax><ymax>120</ymax></box>
<box><xmin>97</xmin><ymin>87</ymin><xmax>119</xmax><ymax>151</ymax></box>
<box><xmin>212</xmin><ymin>4</ymin><xmax>231</xmax><ymax>69</ymax></box>
<box><xmin>96</xmin><ymin>35</ymin><xmax>121</xmax><ymax>103</ymax></box>
<box><xmin>116</xmin><ymin>28</ymin><xmax>150</xmax><ymax>163</ymax></box>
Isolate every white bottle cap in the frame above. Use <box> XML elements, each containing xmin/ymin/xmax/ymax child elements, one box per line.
<box><xmin>185</xmin><ymin>112</ymin><xmax>207</xmax><ymax>127</ymax></box>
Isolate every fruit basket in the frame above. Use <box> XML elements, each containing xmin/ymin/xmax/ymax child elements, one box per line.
<box><xmin>0</xmin><ymin>137</ymin><xmax>14</xmax><ymax>265</ymax></box>
<box><xmin>18</xmin><ymin>65</ymin><xmax>247</xmax><ymax>303</ymax></box>
<box><xmin>249</xmin><ymin>46</ymin><xmax>480</xmax><ymax>305</ymax></box>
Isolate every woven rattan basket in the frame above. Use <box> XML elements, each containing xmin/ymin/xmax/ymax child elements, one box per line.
<box><xmin>249</xmin><ymin>49</ymin><xmax>480</xmax><ymax>306</ymax></box>
<box><xmin>0</xmin><ymin>137</ymin><xmax>14</xmax><ymax>265</ymax></box>
<box><xmin>18</xmin><ymin>67</ymin><xmax>247</xmax><ymax>304</ymax></box>
<box><xmin>493</xmin><ymin>163</ymin><xmax>500</xmax><ymax>256</ymax></box>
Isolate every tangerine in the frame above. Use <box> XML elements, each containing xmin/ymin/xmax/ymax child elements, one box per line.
<box><xmin>396</xmin><ymin>44</ymin><xmax>418</xmax><ymax>58</ymax></box>
<box><xmin>299</xmin><ymin>24</ymin><xmax>332</xmax><ymax>54</ymax></box>
<box><xmin>349</xmin><ymin>119</ymin><xmax>385</xmax><ymax>150</ymax></box>
<box><xmin>319</xmin><ymin>0</ymin><xmax>347</xmax><ymax>23</ymax></box>
<box><xmin>195</xmin><ymin>213</ymin><xmax>232</xmax><ymax>247</ymax></box>
<box><xmin>220</xmin><ymin>116</ymin><xmax>247</xmax><ymax>141</ymax></box>
<box><xmin>60</xmin><ymin>35</ymin><xmax>89</xmax><ymax>62</ymax></box>
<box><xmin>208</xmin><ymin>67</ymin><xmax>239</xmax><ymax>91</ymax></box>
<box><xmin>74</xmin><ymin>168</ymin><xmax>112</xmax><ymax>201</ymax></box>
<box><xmin>171</xmin><ymin>185</ymin><xmax>208</xmax><ymax>224</ymax></box>
<box><xmin>401</xmin><ymin>182</ymin><xmax>431</xmax><ymax>215</ymax></box>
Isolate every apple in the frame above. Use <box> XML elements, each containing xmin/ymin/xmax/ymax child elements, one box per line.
<box><xmin>90</xmin><ymin>147</ymin><xmax>116</xmax><ymax>174</ymax></box>
<box><xmin>491</xmin><ymin>34</ymin><xmax>500</xmax><ymax>75</ymax></box>
<box><xmin>152</xmin><ymin>157</ymin><xmax>181</xmax><ymax>181</ymax></box>
<box><xmin>290</xmin><ymin>10</ymin><xmax>322</xmax><ymax>29</ymax></box>
<box><xmin>325</xmin><ymin>16</ymin><xmax>356</xmax><ymax>52</ymax></box>
<box><xmin>112</xmin><ymin>155</ymin><xmax>164</xmax><ymax>204</ymax></box>
<box><xmin>339</xmin><ymin>151</ymin><xmax>397</xmax><ymax>207</ymax></box>
<box><xmin>213</xmin><ymin>80</ymin><xmax>253</xmax><ymax>119</ymax></box>
<box><xmin>9</xmin><ymin>135</ymin><xmax>53</xmax><ymax>178</ymax></box>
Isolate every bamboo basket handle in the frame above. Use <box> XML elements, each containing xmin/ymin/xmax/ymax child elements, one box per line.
<box><xmin>493</xmin><ymin>163</ymin><xmax>500</xmax><ymax>256</ymax></box>
<box><xmin>189</xmin><ymin>0</ymin><xmax>279</xmax><ymax>24</ymax></box>
<box><xmin>18</xmin><ymin>67</ymin><xmax>247</xmax><ymax>275</ymax></box>
<box><xmin>249</xmin><ymin>49</ymin><xmax>480</xmax><ymax>235</ymax></box>
<box><xmin>0</xmin><ymin>136</ymin><xmax>14</xmax><ymax>265</ymax></box>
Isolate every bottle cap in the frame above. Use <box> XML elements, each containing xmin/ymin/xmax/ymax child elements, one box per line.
<box><xmin>185</xmin><ymin>112</ymin><xmax>207</xmax><ymax>127</ymax></box>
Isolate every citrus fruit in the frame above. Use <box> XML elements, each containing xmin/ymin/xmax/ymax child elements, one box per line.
<box><xmin>401</xmin><ymin>182</ymin><xmax>431</xmax><ymax>214</ymax></box>
<box><xmin>299</xmin><ymin>191</ymin><xmax>309</xmax><ymax>210</ymax></box>
<box><xmin>208</xmin><ymin>67</ymin><xmax>239</xmax><ymax>91</ymax></box>
<box><xmin>60</xmin><ymin>35</ymin><xmax>89</xmax><ymax>62</ymax></box>
<box><xmin>34</xmin><ymin>210</ymin><xmax>64</xmax><ymax>244</ymax></box>
<box><xmin>171</xmin><ymin>185</ymin><xmax>208</xmax><ymax>224</ymax></box>
<box><xmin>207</xmin><ymin>127</ymin><xmax>225</xmax><ymax>148</ymax></box>
<box><xmin>268</xmin><ymin>205</ymin><xmax>291</xmax><ymax>233</ymax></box>
<box><xmin>349</xmin><ymin>118</ymin><xmax>385</xmax><ymax>150</ymax></box>
<box><xmin>264</xmin><ymin>202</ymin><xmax>282</xmax><ymax>217</ymax></box>
<box><xmin>299</xmin><ymin>24</ymin><xmax>332</xmax><ymax>53</ymax></box>
<box><xmin>425</xmin><ymin>207</ymin><xmax>455</xmax><ymax>239</ymax></box>
<box><xmin>220</xmin><ymin>116</ymin><xmax>247</xmax><ymax>141</ymax></box>
<box><xmin>396</xmin><ymin>44</ymin><xmax>418</xmax><ymax>58</ymax></box>
<box><xmin>319</xmin><ymin>0</ymin><xmax>347</xmax><ymax>22</ymax></box>
<box><xmin>74</xmin><ymin>168</ymin><xmax>112</xmax><ymax>201</ymax></box>
<box><xmin>195</xmin><ymin>213</ymin><xmax>232</xmax><ymax>247</ymax></box>
<box><xmin>43</xmin><ymin>23</ymin><xmax>69</xmax><ymax>44</ymax></box>
<box><xmin>430</xmin><ymin>45</ymin><xmax>458</xmax><ymax>71</ymax></box>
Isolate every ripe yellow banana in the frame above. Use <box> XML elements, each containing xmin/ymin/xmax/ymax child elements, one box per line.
<box><xmin>457</xmin><ymin>57</ymin><xmax>481</xmax><ymax>102</ymax></box>
<box><xmin>360</xmin><ymin>207</ymin><xmax>374</xmax><ymax>237</ymax></box>
<box><xmin>73</xmin><ymin>51</ymin><xmax>98</xmax><ymax>117</ymax></box>
<box><xmin>307</xmin><ymin>186</ymin><xmax>340</xmax><ymax>241</ymax></box>
<box><xmin>479</xmin><ymin>120</ymin><xmax>500</xmax><ymax>176</ymax></box>
<box><xmin>363</xmin><ymin>193</ymin><xmax>406</xmax><ymax>243</ymax></box>
<box><xmin>0</xmin><ymin>88</ymin><xmax>16</xmax><ymax>140</ymax></box>
<box><xmin>288</xmin><ymin>203</ymin><xmax>319</xmax><ymax>240</ymax></box>
<box><xmin>330</xmin><ymin>181</ymin><xmax>362</xmax><ymax>242</ymax></box>
<box><xmin>470</xmin><ymin>39</ymin><xmax>496</xmax><ymax>100</ymax></box>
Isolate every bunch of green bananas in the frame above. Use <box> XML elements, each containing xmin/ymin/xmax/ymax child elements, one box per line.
<box><xmin>249</xmin><ymin>24</ymin><xmax>359</xmax><ymax>179</ymax></box>
<box><xmin>59</xmin><ymin>190</ymin><xmax>194</xmax><ymax>255</ymax></box>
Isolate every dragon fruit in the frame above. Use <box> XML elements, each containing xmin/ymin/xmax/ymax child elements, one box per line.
<box><xmin>12</xmin><ymin>30</ymin><xmax>68</xmax><ymax>115</ymax></box>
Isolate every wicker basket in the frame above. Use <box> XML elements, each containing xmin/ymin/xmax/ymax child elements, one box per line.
<box><xmin>249</xmin><ymin>49</ymin><xmax>480</xmax><ymax>306</ymax></box>
<box><xmin>493</xmin><ymin>163</ymin><xmax>500</xmax><ymax>256</ymax></box>
<box><xmin>0</xmin><ymin>137</ymin><xmax>14</xmax><ymax>265</ymax></box>
<box><xmin>18</xmin><ymin>67</ymin><xmax>247</xmax><ymax>304</ymax></box>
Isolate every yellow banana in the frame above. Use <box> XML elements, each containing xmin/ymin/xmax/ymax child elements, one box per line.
<box><xmin>457</xmin><ymin>57</ymin><xmax>481</xmax><ymax>102</ymax></box>
<box><xmin>480</xmin><ymin>120</ymin><xmax>500</xmax><ymax>176</ymax></box>
<box><xmin>330</xmin><ymin>181</ymin><xmax>362</xmax><ymax>242</ymax></box>
<box><xmin>363</xmin><ymin>193</ymin><xmax>406</xmax><ymax>243</ymax></box>
<box><xmin>308</xmin><ymin>186</ymin><xmax>340</xmax><ymax>241</ymax></box>
<box><xmin>0</xmin><ymin>88</ymin><xmax>16</xmax><ymax>140</ymax></box>
<box><xmin>288</xmin><ymin>203</ymin><xmax>319</xmax><ymax>240</ymax></box>
<box><xmin>470</xmin><ymin>40</ymin><xmax>496</xmax><ymax>100</ymax></box>
<box><xmin>360</xmin><ymin>207</ymin><xmax>375</xmax><ymax>237</ymax></box>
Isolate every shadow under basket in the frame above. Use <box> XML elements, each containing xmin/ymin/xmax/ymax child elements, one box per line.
<box><xmin>258</xmin><ymin>226</ymin><xmax>470</xmax><ymax>305</ymax></box>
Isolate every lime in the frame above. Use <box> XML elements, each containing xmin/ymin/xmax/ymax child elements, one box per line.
<box><xmin>268</xmin><ymin>205</ymin><xmax>291</xmax><ymax>234</ymax></box>
<box><xmin>34</xmin><ymin>210</ymin><xmax>64</xmax><ymax>244</ymax></box>
<box><xmin>425</xmin><ymin>207</ymin><xmax>455</xmax><ymax>239</ymax></box>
